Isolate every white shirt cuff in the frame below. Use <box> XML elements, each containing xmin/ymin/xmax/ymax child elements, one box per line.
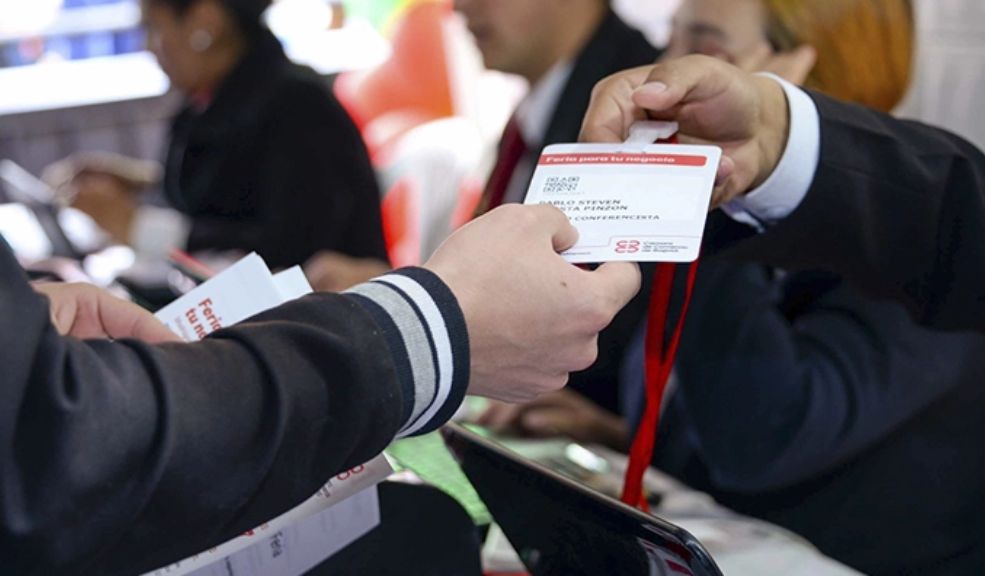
<box><xmin>721</xmin><ymin>74</ymin><xmax>821</xmax><ymax>229</ymax></box>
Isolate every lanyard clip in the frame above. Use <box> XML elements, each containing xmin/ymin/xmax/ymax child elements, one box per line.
<box><xmin>622</xmin><ymin>121</ymin><xmax>679</xmax><ymax>151</ymax></box>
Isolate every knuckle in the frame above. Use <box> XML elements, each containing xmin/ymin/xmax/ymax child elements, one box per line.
<box><xmin>534</xmin><ymin>372</ymin><xmax>568</xmax><ymax>397</ymax></box>
<box><xmin>578</xmin><ymin>291</ymin><xmax>615</xmax><ymax>332</ymax></box>
<box><xmin>591</xmin><ymin>74</ymin><xmax>617</xmax><ymax>98</ymax></box>
<box><xmin>570</xmin><ymin>343</ymin><xmax>599</xmax><ymax>372</ymax></box>
<box><xmin>498</xmin><ymin>203</ymin><xmax>535</xmax><ymax>227</ymax></box>
<box><xmin>589</xmin><ymin>305</ymin><xmax>614</xmax><ymax>332</ymax></box>
<box><xmin>550</xmin><ymin>373</ymin><xmax>570</xmax><ymax>392</ymax></box>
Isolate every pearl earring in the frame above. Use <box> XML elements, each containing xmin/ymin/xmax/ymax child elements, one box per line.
<box><xmin>189</xmin><ymin>29</ymin><xmax>214</xmax><ymax>52</ymax></box>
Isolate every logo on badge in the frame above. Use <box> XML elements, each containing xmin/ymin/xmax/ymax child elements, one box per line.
<box><xmin>615</xmin><ymin>240</ymin><xmax>641</xmax><ymax>254</ymax></box>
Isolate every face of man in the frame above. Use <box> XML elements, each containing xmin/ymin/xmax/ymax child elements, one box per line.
<box><xmin>454</xmin><ymin>0</ymin><xmax>567</xmax><ymax>81</ymax></box>
<box><xmin>665</xmin><ymin>0</ymin><xmax>770</xmax><ymax>64</ymax></box>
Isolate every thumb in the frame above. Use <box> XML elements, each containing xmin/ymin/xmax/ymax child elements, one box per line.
<box><xmin>579</xmin><ymin>65</ymin><xmax>655</xmax><ymax>143</ymax></box>
<box><xmin>552</xmin><ymin>219</ymin><xmax>579</xmax><ymax>253</ymax></box>
<box><xmin>630</xmin><ymin>55</ymin><xmax>737</xmax><ymax>119</ymax></box>
<box><xmin>589</xmin><ymin>262</ymin><xmax>641</xmax><ymax>315</ymax></box>
<box><xmin>526</xmin><ymin>204</ymin><xmax>579</xmax><ymax>253</ymax></box>
<box><xmin>97</xmin><ymin>293</ymin><xmax>181</xmax><ymax>343</ymax></box>
<box><xmin>129</xmin><ymin>315</ymin><xmax>183</xmax><ymax>344</ymax></box>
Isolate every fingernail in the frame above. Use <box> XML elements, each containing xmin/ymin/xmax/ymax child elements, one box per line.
<box><xmin>634</xmin><ymin>82</ymin><xmax>668</xmax><ymax>99</ymax></box>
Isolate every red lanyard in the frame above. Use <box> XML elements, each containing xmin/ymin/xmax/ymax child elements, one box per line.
<box><xmin>620</xmin><ymin>260</ymin><xmax>700</xmax><ymax>511</ymax></box>
<box><xmin>620</xmin><ymin>133</ymin><xmax>701</xmax><ymax>512</ymax></box>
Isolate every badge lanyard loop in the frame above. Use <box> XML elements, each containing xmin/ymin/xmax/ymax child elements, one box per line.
<box><xmin>619</xmin><ymin>127</ymin><xmax>702</xmax><ymax>512</ymax></box>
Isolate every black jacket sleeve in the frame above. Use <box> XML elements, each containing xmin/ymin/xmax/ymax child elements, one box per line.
<box><xmin>673</xmin><ymin>259</ymin><xmax>985</xmax><ymax>493</ymax></box>
<box><xmin>186</xmin><ymin>83</ymin><xmax>389</xmax><ymax>269</ymax></box>
<box><xmin>726</xmin><ymin>91</ymin><xmax>985</xmax><ymax>332</ymax></box>
<box><xmin>0</xmin><ymin>242</ymin><xmax>464</xmax><ymax>575</ymax></box>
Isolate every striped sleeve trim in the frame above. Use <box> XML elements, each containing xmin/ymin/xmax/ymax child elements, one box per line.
<box><xmin>343</xmin><ymin>293</ymin><xmax>416</xmax><ymax>426</ymax></box>
<box><xmin>344</xmin><ymin>268</ymin><xmax>469</xmax><ymax>437</ymax></box>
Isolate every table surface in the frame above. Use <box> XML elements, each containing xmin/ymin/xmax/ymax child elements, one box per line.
<box><xmin>390</xmin><ymin>431</ymin><xmax>860</xmax><ymax>576</ymax></box>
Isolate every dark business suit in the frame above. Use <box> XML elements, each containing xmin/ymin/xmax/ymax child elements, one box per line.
<box><xmin>615</xmin><ymin>91</ymin><xmax>985</xmax><ymax>573</ymax></box>
<box><xmin>537</xmin><ymin>10</ymin><xmax>660</xmax><ymax>168</ymax></box>
<box><xmin>0</xmin><ymin>240</ymin><xmax>467</xmax><ymax>575</ymax></box>
<box><xmin>623</xmin><ymin>260</ymin><xmax>985</xmax><ymax>574</ymax></box>
<box><xmin>479</xmin><ymin>10</ymin><xmax>661</xmax><ymax>205</ymax></box>
<box><xmin>481</xmin><ymin>9</ymin><xmax>660</xmax><ymax>410</ymax></box>
<box><xmin>724</xmin><ymin>92</ymin><xmax>985</xmax><ymax>333</ymax></box>
<box><xmin>165</xmin><ymin>29</ymin><xmax>388</xmax><ymax>270</ymax></box>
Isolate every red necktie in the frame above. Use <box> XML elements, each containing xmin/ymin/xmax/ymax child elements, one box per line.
<box><xmin>482</xmin><ymin>117</ymin><xmax>528</xmax><ymax>212</ymax></box>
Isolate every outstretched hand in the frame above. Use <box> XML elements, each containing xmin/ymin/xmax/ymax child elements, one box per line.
<box><xmin>580</xmin><ymin>55</ymin><xmax>790</xmax><ymax>208</ymax></box>
<box><xmin>424</xmin><ymin>204</ymin><xmax>641</xmax><ymax>403</ymax></box>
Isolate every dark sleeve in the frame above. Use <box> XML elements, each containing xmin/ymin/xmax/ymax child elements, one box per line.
<box><xmin>187</xmin><ymin>82</ymin><xmax>389</xmax><ymax>269</ymax></box>
<box><xmin>726</xmin><ymin>92</ymin><xmax>985</xmax><ymax>332</ymax></box>
<box><xmin>0</xmin><ymin>245</ymin><xmax>467</xmax><ymax>575</ymax></box>
<box><xmin>673</xmin><ymin>259</ymin><xmax>985</xmax><ymax>493</ymax></box>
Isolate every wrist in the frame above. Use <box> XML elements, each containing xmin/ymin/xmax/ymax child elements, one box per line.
<box><xmin>752</xmin><ymin>74</ymin><xmax>790</xmax><ymax>190</ymax></box>
<box><xmin>345</xmin><ymin>268</ymin><xmax>470</xmax><ymax>437</ymax></box>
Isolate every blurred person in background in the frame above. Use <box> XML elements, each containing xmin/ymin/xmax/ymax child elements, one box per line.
<box><xmin>455</xmin><ymin>0</ymin><xmax>660</xmax><ymax>414</ymax></box>
<box><xmin>456</xmin><ymin>0</ymin><xmax>659</xmax><ymax>214</ymax></box>
<box><xmin>55</xmin><ymin>0</ymin><xmax>388</xmax><ymax>271</ymax></box>
<box><xmin>483</xmin><ymin>1</ymin><xmax>985</xmax><ymax>573</ymax></box>
<box><xmin>663</xmin><ymin>0</ymin><xmax>913</xmax><ymax>112</ymax></box>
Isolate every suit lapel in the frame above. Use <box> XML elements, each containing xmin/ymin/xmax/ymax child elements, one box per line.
<box><xmin>542</xmin><ymin>10</ymin><xmax>661</xmax><ymax>148</ymax></box>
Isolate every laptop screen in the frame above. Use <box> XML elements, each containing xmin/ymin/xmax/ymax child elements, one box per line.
<box><xmin>444</xmin><ymin>423</ymin><xmax>722</xmax><ymax>576</ymax></box>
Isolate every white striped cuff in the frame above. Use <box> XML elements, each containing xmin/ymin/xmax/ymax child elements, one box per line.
<box><xmin>344</xmin><ymin>268</ymin><xmax>469</xmax><ymax>438</ymax></box>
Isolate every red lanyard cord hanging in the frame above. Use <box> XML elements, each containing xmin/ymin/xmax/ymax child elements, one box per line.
<box><xmin>619</xmin><ymin>130</ymin><xmax>702</xmax><ymax>512</ymax></box>
<box><xmin>621</xmin><ymin>258</ymin><xmax>700</xmax><ymax>511</ymax></box>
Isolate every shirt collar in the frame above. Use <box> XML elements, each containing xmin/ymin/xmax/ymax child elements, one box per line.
<box><xmin>514</xmin><ymin>60</ymin><xmax>574</xmax><ymax>147</ymax></box>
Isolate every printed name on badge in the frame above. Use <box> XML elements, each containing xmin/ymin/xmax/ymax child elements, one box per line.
<box><xmin>524</xmin><ymin>143</ymin><xmax>722</xmax><ymax>263</ymax></box>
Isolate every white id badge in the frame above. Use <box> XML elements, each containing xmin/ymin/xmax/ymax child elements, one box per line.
<box><xmin>523</xmin><ymin>141</ymin><xmax>721</xmax><ymax>263</ymax></box>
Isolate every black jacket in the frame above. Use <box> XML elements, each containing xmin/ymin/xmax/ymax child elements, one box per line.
<box><xmin>164</xmin><ymin>30</ymin><xmax>388</xmax><ymax>269</ymax></box>
<box><xmin>0</xmin><ymin>239</ymin><xmax>467</xmax><ymax>575</ymax></box>
<box><xmin>634</xmin><ymin>261</ymin><xmax>985</xmax><ymax>575</ymax></box>
<box><xmin>725</xmin><ymin>91</ymin><xmax>985</xmax><ymax>333</ymax></box>
<box><xmin>629</xmin><ymin>97</ymin><xmax>985</xmax><ymax>573</ymax></box>
<box><xmin>538</xmin><ymin>10</ymin><xmax>660</xmax><ymax>159</ymax></box>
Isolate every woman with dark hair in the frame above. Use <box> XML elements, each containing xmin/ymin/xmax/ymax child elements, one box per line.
<box><xmin>138</xmin><ymin>0</ymin><xmax>387</xmax><ymax>269</ymax></box>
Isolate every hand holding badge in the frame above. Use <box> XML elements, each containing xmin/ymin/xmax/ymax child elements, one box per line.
<box><xmin>524</xmin><ymin>122</ymin><xmax>722</xmax><ymax>512</ymax></box>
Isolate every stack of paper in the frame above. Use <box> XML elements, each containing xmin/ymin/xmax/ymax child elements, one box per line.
<box><xmin>145</xmin><ymin>253</ymin><xmax>392</xmax><ymax>576</ymax></box>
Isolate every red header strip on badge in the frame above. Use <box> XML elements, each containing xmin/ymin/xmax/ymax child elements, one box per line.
<box><xmin>538</xmin><ymin>153</ymin><xmax>707</xmax><ymax>167</ymax></box>
<box><xmin>619</xmin><ymin>133</ymin><xmax>703</xmax><ymax>512</ymax></box>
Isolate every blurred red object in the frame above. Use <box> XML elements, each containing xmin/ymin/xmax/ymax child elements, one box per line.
<box><xmin>336</xmin><ymin>0</ymin><xmax>484</xmax><ymax>268</ymax></box>
<box><xmin>334</xmin><ymin>0</ymin><xmax>456</xmax><ymax>157</ymax></box>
